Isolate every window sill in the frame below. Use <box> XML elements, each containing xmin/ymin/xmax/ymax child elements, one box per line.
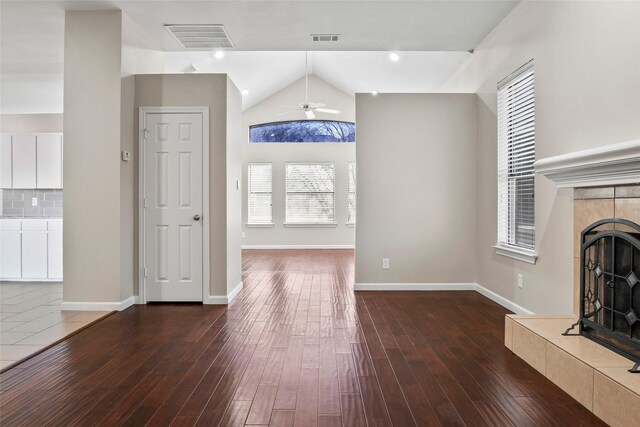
<box><xmin>493</xmin><ymin>244</ymin><xmax>538</xmax><ymax>265</ymax></box>
<box><xmin>346</xmin><ymin>223</ymin><xmax>355</xmax><ymax>228</ymax></box>
<box><xmin>284</xmin><ymin>222</ymin><xmax>338</xmax><ymax>228</ymax></box>
<box><xmin>246</xmin><ymin>223</ymin><xmax>275</xmax><ymax>228</ymax></box>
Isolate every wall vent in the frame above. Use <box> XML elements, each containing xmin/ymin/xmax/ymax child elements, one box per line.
<box><xmin>165</xmin><ymin>24</ymin><xmax>234</xmax><ymax>49</ymax></box>
<box><xmin>311</xmin><ymin>34</ymin><xmax>339</xmax><ymax>42</ymax></box>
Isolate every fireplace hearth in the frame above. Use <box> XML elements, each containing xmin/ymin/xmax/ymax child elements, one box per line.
<box><xmin>564</xmin><ymin>218</ymin><xmax>640</xmax><ymax>373</ymax></box>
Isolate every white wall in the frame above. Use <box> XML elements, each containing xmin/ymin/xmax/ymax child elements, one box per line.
<box><xmin>241</xmin><ymin>76</ymin><xmax>355</xmax><ymax>247</ymax></box>
<box><xmin>355</xmin><ymin>93</ymin><xmax>478</xmax><ymax>285</ymax></box>
<box><xmin>442</xmin><ymin>1</ymin><xmax>640</xmax><ymax>314</ymax></box>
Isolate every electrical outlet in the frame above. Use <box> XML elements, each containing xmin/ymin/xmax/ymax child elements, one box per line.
<box><xmin>31</xmin><ymin>197</ymin><xmax>38</xmax><ymax>207</ymax></box>
<box><xmin>382</xmin><ymin>258</ymin><xmax>390</xmax><ymax>270</ymax></box>
<box><xmin>517</xmin><ymin>273</ymin><xmax>524</xmax><ymax>289</ymax></box>
<box><xmin>241</xmin><ymin>232</ymin><xmax>246</xmax><ymax>238</ymax></box>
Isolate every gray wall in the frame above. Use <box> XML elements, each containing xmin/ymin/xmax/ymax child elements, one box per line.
<box><xmin>441</xmin><ymin>1</ymin><xmax>640</xmax><ymax>313</ymax></box>
<box><xmin>63</xmin><ymin>10</ymin><xmax>123</xmax><ymax>303</ymax></box>
<box><xmin>242</xmin><ymin>76</ymin><xmax>355</xmax><ymax>247</ymax></box>
<box><xmin>134</xmin><ymin>74</ymin><xmax>241</xmax><ymax>298</ymax></box>
<box><xmin>355</xmin><ymin>93</ymin><xmax>477</xmax><ymax>284</ymax></box>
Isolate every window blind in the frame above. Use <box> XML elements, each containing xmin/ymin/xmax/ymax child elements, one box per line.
<box><xmin>497</xmin><ymin>61</ymin><xmax>535</xmax><ymax>251</ymax></box>
<box><xmin>248</xmin><ymin>163</ymin><xmax>273</xmax><ymax>224</ymax></box>
<box><xmin>286</xmin><ymin>163</ymin><xmax>335</xmax><ymax>224</ymax></box>
<box><xmin>348</xmin><ymin>163</ymin><xmax>356</xmax><ymax>224</ymax></box>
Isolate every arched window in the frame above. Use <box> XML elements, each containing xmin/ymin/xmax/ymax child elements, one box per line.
<box><xmin>249</xmin><ymin>120</ymin><xmax>355</xmax><ymax>143</ymax></box>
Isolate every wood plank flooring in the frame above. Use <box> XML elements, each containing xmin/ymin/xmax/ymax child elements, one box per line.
<box><xmin>0</xmin><ymin>249</ymin><xmax>605</xmax><ymax>426</ymax></box>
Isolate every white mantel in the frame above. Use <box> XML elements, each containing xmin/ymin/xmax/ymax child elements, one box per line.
<box><xmin>535</xmin><ymin>139</ymin><xmax>640</xmax><ymax>188</ymax></box>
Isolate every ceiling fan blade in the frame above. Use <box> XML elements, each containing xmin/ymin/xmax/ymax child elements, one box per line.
<box><xmin>315</xmin><ymin>108</ymin><xmax>341</xmax><ymax>114</ymax></box>
<box><xmin>305</xmin><ymin>110</ymin><xmax>316</xmax><ymax>120</ymax></box>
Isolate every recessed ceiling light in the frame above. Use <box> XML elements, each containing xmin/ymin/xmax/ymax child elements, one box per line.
<box><xmin>214</xmin><ymin>50</ymin><xmax>225</xmax><ymax>59</ymax></box>
<box><xmin>372</xmin><ymin>90</ymin><xmax>379</xmax><ymax>95</ymax></box>
<box><xmin>389</xmin><ymin>52</ymin><xmax>400</xmax><ymax>62</ymax></box>
<box><xmin>241</xmin><ymin>89</ymin><xmax>249</xmax><ymax>96</ymax></box>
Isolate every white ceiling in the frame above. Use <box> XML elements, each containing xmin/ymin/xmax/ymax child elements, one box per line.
<box><xmin>164</xmin><ymin>51</ymin><xmax>471</xmax><ymax>109</ymax></box>
<box><xmin>0</xmin><ymin>0</ymin><xmax>518</xmax><ymax>113</ymax></box>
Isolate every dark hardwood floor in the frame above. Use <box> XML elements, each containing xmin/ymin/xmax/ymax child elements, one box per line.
<box><xmin>0</xmin><ymin>249</ymin><xmax>604</xmax><ymax>426</ymax></box>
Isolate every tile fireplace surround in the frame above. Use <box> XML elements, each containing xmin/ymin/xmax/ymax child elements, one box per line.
<box><xmin>507</xmin><ymin>141</ymin><xmax>640</xmax><ymax>427</ymax></box>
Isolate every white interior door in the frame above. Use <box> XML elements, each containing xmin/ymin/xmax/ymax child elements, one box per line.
<box><xmin>144</xmin><ymin>112</ymin><xmax>204</xmax><ymax>302</ymax></box>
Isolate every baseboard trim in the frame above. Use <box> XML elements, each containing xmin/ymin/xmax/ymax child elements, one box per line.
<box><xmin>1</xmin><ymin>278</ymin><xmax>62</xmax><ymax>282</ymax></box>
<box><xmin>61</xmin><ymin>296</ymin><xmax>135</xmax><ymax>312</ymax></box>
<box><xmin>227</xmin><ymin>281</ymin><xmax>244</xmax><ymax>303</ymax></box>
<box><xmin>242</xmin><ymin>245</ymin><xmax>355</xmax><ymax>250</ymax></box>
<box><xmin>354</xmin><ymin>283</ymin><xmax>476</xmax><ymax>291</ymax></box>
<box><xmin>354</xmin><ymin>282</ymin><xmax>534</xmax><ymax>315</ymax></box>
<box><xmin>205</xmin><ymin>281</ymin><xmax>244</xmax><ymax>305</ymax></box>
<box><xmin>475</xmin><ymin>283</ymin><xmax>534</xmax><ymax>315</ymax></box>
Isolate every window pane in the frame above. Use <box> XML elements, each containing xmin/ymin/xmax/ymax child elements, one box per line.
<box><xmin>497</xmin><ymin>62</ymin><xmax>535</xmax><ymax>251</ymax></box>
<box><xmin>248</xmin><ymin>164</ymin><xmax>272</xmax><ymax>224</ymax></box>
<box><xmin>348</xmin><ymin>163</ymin><xmax>356</xmax><ymax>224</ymax></box>
<box><xmin>286</xmin><ymin>163</ymin><xmax>335</xmax><ymax>223</ymax></box>
<box><xmin>250</xmin><ymin>121</ymin><xmax>355</xmax><ymax>143</ymax></box>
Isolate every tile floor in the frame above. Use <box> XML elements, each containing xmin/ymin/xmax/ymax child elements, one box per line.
<box><xmin>0</xmin><ymin>281</ymin><xmax>110</xmax><ymax>370</ymax></box>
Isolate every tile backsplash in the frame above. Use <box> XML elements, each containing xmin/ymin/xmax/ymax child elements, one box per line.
<box><xmin>1</xmin><ymin>189</ymin><xmax>63</xmax><ymax>217</ymax></box>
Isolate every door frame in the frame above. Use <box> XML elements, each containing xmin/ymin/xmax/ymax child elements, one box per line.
<box><xmin>138</xmin><ymin>106</ymin><xmax>210</xmax><ymax>304</ymax></box>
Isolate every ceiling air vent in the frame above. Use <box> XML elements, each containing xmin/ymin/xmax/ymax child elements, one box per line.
<box><xmin>165</xmin><ymin>24</ymin><xmax>234</xmax><ymax>49</ymax></box>
<box><xmin>181</xmin><ymin>63</ymin><xmax>197</xmax><ymax>74</ymax></box>
<box><xmin>311</xmin><ymin>34</ymin><xmax>339</xmax><ymax>42</ymax></box>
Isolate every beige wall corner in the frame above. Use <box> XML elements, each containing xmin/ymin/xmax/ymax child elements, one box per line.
<box><xmin>354</xmin><ymin>93</ymin><xmax>478</xmax><ymax>285</ymax></box>
<box><xmin>441</xmin><ymin>1</ymin><xmax>640</xmax><ymax>314</ymax></box>
<box><xmin>63</xmin><ymin>10</ymin><xmax>124</xmax><ymax>303</ymax></box>
<box><xmin>226</xmin><ymin>77</ymin><xmax>243</xmax><ymax>295</ymax></box>
<box><xmin>134</xmin><ymin>74</ymin><xmax>233</xmax><ymax>300</ymax></box>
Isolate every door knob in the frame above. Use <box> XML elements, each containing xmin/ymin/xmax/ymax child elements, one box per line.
<box><xmin>193</xmin><ymin>214</ymin><xmax>201</xmax><ymax>221</ymax></box>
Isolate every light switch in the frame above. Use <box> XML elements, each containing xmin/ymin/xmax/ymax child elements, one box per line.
<box><xmin>32</xmin><ymin>197</ymin><xmax>38</xmax><ymax>207</ymax></box>
<box><xmin>121</xmin><ymin>151</ymin><xmax>131</xmax><ymax>162</ymax></box>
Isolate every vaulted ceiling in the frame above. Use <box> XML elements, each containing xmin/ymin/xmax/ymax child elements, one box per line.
<box><xmin>0</xmin><ymin>0</ymin><xmax>519</xmax><ymax>113</ymax></box>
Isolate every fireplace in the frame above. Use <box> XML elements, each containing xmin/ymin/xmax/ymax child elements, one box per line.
<box><xmin>564</xmin><ymin>218</ymin><xmax>640</xmax><ymax>372</ymax></box>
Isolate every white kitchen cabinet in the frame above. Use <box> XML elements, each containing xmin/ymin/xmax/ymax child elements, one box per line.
<box><xmin>0</xmin><ymin>219</ymin><xmax>63</xmax><ymax>281</ymax></box>
<box><xmin>36</xmin><ymin>134</ymin><xmax>63</xmax><ymax>188</ymax></box>
<box><xmin>21</xmin><ymin>220</ymin><xmax>48</xmax><ymax>279</ymax></box>
<box><xmin>12</xmin><ymin>134</ymin><xmax>37</xmax><ymax>189</ymax></box>
<box><xmin>47</xmin><ymin>220</ymin><xmax>63</xmax><ymax>279</ymax></box>
<box><xmin>0</xmin><ymin>219</ymin><xmax>21</xmax><ymax>279</ymax></box>
<box><xmin>0</xmin><ymin>134</ymin><xmax>12</xmax><ymax>188</ymax></box>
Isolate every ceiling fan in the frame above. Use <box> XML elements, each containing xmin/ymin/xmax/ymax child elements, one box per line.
<box><xmin>279</xmin><ymin>52</ymin><xmax>341</xmax><ymax>120</ymax></box>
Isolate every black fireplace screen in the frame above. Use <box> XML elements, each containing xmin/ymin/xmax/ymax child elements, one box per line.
<box><xmin>565</xmin><ymin>218</ymin><xmax>640</xmax><ymax>372</ymax></box>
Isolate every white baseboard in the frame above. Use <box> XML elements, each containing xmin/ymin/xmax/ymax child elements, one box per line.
<box><xmin>227</xmin><ymin>281</ymin><xmax>244</xmax><ymax>303</ymax></box>
<box><xmin>475</xmin><ymin>283</ymin><xmax>534</xmax><ymax>315</ymax></box>
<box><xmin>61</xmin><ymin>296</ymin><xmax>136</xmax><ymax>312</ymax></box>
<box><xmin>354</xmin><ymin>282</ymin><xmax>534</xmax><ymax>315</ymax></box>
<box><xmin>242</xmin><ymin>245</ymin><xmax>355</xmax><ymax>250</ymax></box>
<box><xmin>1</xmin><ymin>278</ymin><xmax>62</xmax><ymax>282</ymax></box>
<box><xmin>204</xmin><ymin>281</ymin><xmax>244</xmax><ymax>305</ymax></box>
<box><xmin>354</xmin><ymin>282</ymin><xmax>476</xmax><ymax>291</ymax></box>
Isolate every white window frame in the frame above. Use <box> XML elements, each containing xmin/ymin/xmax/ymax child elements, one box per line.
<box><xmin>347</xmin><ymin>162</ymin><xmax>356</xmax><ymax>226</ymax></box>
<box><xmin>284</xmin><ymin>162</ymin><xmax>337</xmax><ymax>227</ymax></box>
<box><xmin>494</xmin><ymin>60</ymin><xmax>538</xmax><ymax>265</ymax></box>
<box><xmin>247</xmin><ymin>163</ymin><xmax>274</xmax><ymax>227</ymax></box>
